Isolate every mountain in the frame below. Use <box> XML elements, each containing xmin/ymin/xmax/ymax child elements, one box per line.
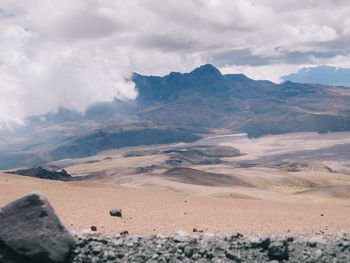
<box><xmin>2</xmin><ymin>64</ymin><xmax>350</xmax><ymax>169</ymax></box>
<box><xmin>282</xmin><ymin>65</ymin><xmax>350</xmax><ymax>87</ymax></box>
<box><xmin>134</xmin><ymin>64</ymin><xmax>350</xmax><ymax>136</ymax></box>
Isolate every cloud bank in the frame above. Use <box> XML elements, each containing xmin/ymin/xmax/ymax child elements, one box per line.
<box><xmin>1</xmin><ymin>0</ymin><xmax>350</xmax><ymax>126</ymax></box>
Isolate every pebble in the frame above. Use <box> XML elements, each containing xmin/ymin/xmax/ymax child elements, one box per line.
<box><xmin>120</xmin><ymin>230</ymin><xmax>129</xmax><ymax>237</ymax></box>
<box><xmin>109</xmin><ymin>208</ymin><xmax>122</xmax><ymax>217</ymax></box>
<box><xmin>308</xmin><ymin>236</ymin><xmax>327</xmax><ymax>245</ymax></box>
<box><xmin>184</xmin><ymin>246</ymin><xmax>194</xmax><ymax>257</ymax></box>
<box><xmin>315</xmin><ymin>249</ymin><xmax>323</xmax><ymax>259</ymax></box>
<box><xmin>92</xmin><ymin>245</ymin><xmax>102</xmax><ymax>254</ymax></box>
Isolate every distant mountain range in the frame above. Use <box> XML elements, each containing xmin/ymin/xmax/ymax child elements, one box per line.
<box><xmin>1</xmin><ymin>64</ymin><xmax>350</xmax><ymax>169</ymax></box>
<box><xmin>282</xmin><ymin>65</ymin><xmax>350</xmax><ymax>87</ymax></box>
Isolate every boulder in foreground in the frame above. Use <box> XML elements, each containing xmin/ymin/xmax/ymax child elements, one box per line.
<box><xmin>0</xmin><ymin>191</ymin><xmax>75</xmax><ymax>263</ymax></box>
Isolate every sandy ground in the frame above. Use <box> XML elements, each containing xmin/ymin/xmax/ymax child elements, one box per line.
<box><xmin>2</xmin><ymin>132</ymin><xmax>350</xmax><ymax>236</ymax></box>
<box><xmin>1</xmin><ymin>172</ymin><xmax>350</xmax><ymax>236</ymax></box>
<box><xmin>63</xmin><ymin>140</ymin><xmax>350</xmax><ymax>206</ymax></box>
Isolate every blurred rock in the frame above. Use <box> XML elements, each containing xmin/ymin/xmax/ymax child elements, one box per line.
<box><xmin>0</xmin><ymin>192</ymin><xmax>75</xmax><ymax>263</ymax></box>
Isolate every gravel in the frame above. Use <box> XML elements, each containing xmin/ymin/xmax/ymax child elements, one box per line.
<box><xmin>68</xmin><ymin>231</ymin><xmax>350</xmax><ymax>262</ymax></box>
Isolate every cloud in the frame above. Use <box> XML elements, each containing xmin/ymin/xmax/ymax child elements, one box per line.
<box><xmin>220</xmin><ymin>63</ymin><xmax>314</xmax><ymax>83</ymax></box>
<box><xmin>1</xmin><ymin>0</ymin><xmax>350</xmax><ymax>127</ymax></box>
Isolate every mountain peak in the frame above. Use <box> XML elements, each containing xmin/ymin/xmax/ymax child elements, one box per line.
<box><xmin>190</xmin><ymin>64</ymin><xmax>222</xmax><ymax>77</ymax></box>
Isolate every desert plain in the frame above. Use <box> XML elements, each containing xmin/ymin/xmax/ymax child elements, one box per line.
<box><xmin>1</xmin><ymin>131</ymin><xmax>350</xmax><ymax>236</ymax></box>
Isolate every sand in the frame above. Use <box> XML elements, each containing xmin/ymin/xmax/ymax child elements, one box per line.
<box><xmin>1</xmin><ymin>172</ymin><xmax>350</xmax><ymax>236</ymax></box>
<box><xmin>2</xmin><ymin>132</ymin><xmax>350</xmax><ymax>236</ymax></box>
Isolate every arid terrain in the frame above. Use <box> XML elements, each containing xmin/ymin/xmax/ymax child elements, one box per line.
<box><xmin>2</xmin><ymin>131</ymin><xmax>350</xmax><ymax>236</ymax></box>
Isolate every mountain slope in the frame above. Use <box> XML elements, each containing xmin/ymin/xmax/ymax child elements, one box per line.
<box><xmin>134</xmin><ymin>64</ymin><xmax>350</xmax><ymax>137</ymax></box>
<box><xmin>2</xmin><ymin>64</ymin><xmax>350</xmax><ymax>169</ymax></box>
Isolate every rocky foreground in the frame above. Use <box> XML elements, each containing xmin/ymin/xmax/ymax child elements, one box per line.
<box><xmin>69</xmin><ymin>232</ymin><xmax>350</xmax><ymax>263</ymax></box>
<box><xmin>1</xmin><ymin>192</ymin><xmax>350</xmax><ymax>262</ymax></box>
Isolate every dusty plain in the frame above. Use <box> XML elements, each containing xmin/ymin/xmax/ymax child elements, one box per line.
<box><xmin>1</xmin><ymin>132</ymin><xmax>350</xmax><ymax>236</ymax></box>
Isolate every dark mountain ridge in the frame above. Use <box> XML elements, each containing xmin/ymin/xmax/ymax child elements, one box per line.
<box><xmin>134</xmin><ymin>64</ymin><xmax>277</xmax><ymax>102</ymax></box>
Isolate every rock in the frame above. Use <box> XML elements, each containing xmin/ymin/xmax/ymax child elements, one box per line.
<box><xmin>120</xmin><ymin>231</ymin><xmax>129</xmax><ymax>237</ymax></box>
<box><xmin>232</xmin><ymin>232</ymin><xmax>243</xmax><ymax>239</ymax></box>
<box><xmin>0</xmin><ymin>192</ymin><xmax>75</xmax><ymax>263</ymax></box>
<box><xmin>249</xmin><ymin>236</ymin><xmax>270</xmax><ymax>250</ymax></box>
<box><xmin>184</xmin><ymin>246</ymin><xmax>194</xmax><ymax>257</ymax></box>
<box><xmin>174</xmin><ymin>230</ymin><xmax>189</xmax><ymax>242</ymax></box>
<box><xmin>225</xmin><ymin>250</ymin><xmax>241</xmax><ymax>262</ymax></box>
<box><xmin>192</xmin><ymin>228</ymin><xmax>203</xmax><ymax>233</ymax></box>
<box><xmin>90</xmin><ymin>226</ymin><xmax>97</xmax><ymax>231</ymax></box>
<box><xmin>110</xmin><ymin>208</ymin><xmax>122</xmax><ymax>217</ymax></box>
<box><xmin>308</xmin><ymin>241</ymin><xmax>317</xmax><ymax>247</ymax></box>
<box><xmin>315</xmin><ymin>249</ymin><xmax>323</xmax><ymax>259</ymax></box>
<box><xmin>338</xmin><ymin>230</ymin><xmax>347</xmax><ymax>238</ymax></box>
<box><xmin>106</xmin><ymin>251</ymin><xmax>116</xmax><ymax>260</ymax></box>
<box><xmin>205</xmin><ymin>252</ymin><xmax>214</xmax><ymax>259</ymax></box>
<box><xmin>268</xmin><ymin>241</ymin><xmax>289</xmax><ymax>261</ymax></box>
<box><xmin>308</xmin><ymin>236</ymin><xmax>327</xmax><ymax>246</ymax></box>
<box><xmin>82</xmin><ymin>229</ymin><xmax>91</xmax><ymax>235</ymax></box>
<box><xmin>7</xmin><ymin>167</ymin><xmax>72</xmax><ymax>181</ymax></box>
<box><xmin>92</xmin><ymin>245</ymin><xmax>102</xmax><ymax>254</ymax></box>
<box><xmin>342</xmin><ymin>241</ymin><xmax>350</xmax><ymax>248</ymax></box>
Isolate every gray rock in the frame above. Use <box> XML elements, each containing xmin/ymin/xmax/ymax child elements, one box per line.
<box><xmin>0</xmin><ymin>191</ymin><xmax>75</xmax><ymax>263</ymax></box>
<box><xmin>184</xmin><ymin>246</ymin><xmax>194</xmax><ymax>257</ymax></box>
<box><xmin>109</xmin><ymin>208</ymin><xmax>122</xmax><ymax>217</ymax></box>
<box><xmin>225</xmin><ymin>250</ymin><xmax>241</xmax><ymax>262</ymax></box>
<box><xmin>315</xmin><ymin>249</ymin><xmax>323</xmax><ymax>259</ymax></box>
<box><xmin>120</xmin><ymin>230</ymin><xmax>129</xmax><ymax>237</ymax></box>
<box><xmin>249</xmin><ymin>236</ymin><xmax>270</xmax><ymax>250</ymax></box>
<box><xmin>268</xmin><ymin>240</ymin><xmax>289</xmax><ymax>261</ymax></box>
<box><xmin>308</xmin><ymin>236</ymin><xmax>327</xmax><ymax>245</ymax></box>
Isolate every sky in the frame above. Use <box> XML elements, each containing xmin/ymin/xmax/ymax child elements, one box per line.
<box><xmin>1</xmin><ymin>0</ymin><xmax>350</xmax><ymax>127</ymax></box>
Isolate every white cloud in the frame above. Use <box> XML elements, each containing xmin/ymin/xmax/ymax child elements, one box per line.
<box><xmin>219</xmin><ymin>63</ymin><xmax>310</xmax><ymax>83</ymax></box>
<box><xmin>1</xmin><ymin>0</ymin><xmax>350</xmax><ymax>127</ymax></box>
